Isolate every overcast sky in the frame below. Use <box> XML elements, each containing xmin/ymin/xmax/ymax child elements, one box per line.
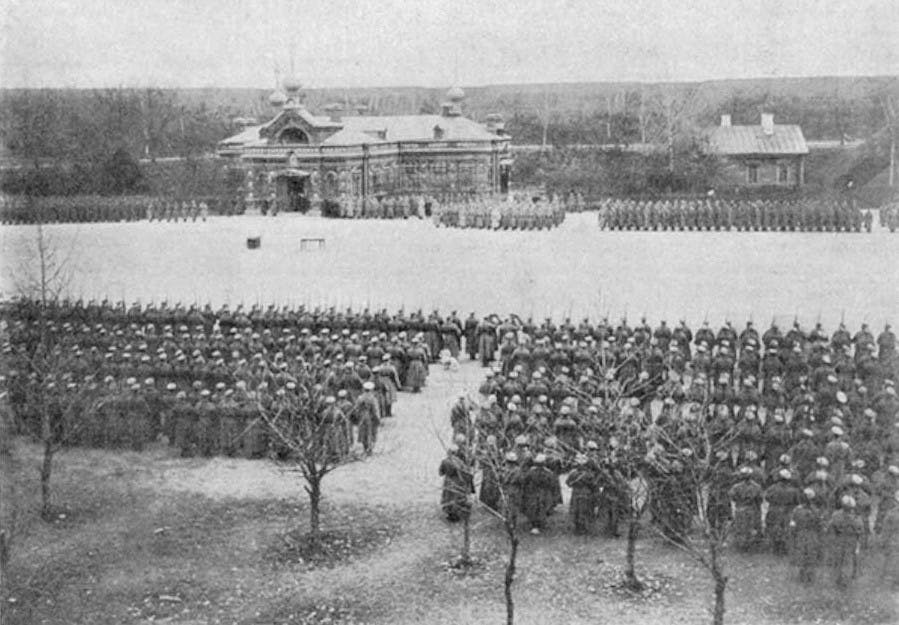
<box><xmin>2</xmin><ymin>0</ymin><xmax>898</xmax><ymax>89</ymax></box>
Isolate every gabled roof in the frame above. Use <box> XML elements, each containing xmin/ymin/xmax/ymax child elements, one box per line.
<box><xmin>339</xmin><ymin>115</ymin><xmax>498</xmax><ymax>143</ymax></box>
<box><xmin>321</xmin><ymin>128</ymin><xmax>385</xmax><ymax>146</ymax></box>
<box><xmin>707</xmin><ymin>124</ymin><xmax>809</xmax><ymax>156</ymax></box>
<box><xmin>219</xmin><ymin>109</ymin><xmax>501</xmax><ymax>149</ymax></box>
<box><xmin>219</xmin><ymin>124</ymin><xmax>266</xmax><ymax>146</ymax></box>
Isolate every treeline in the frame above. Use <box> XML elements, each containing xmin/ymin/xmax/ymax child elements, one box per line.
<box><xmin>1</xmin><ymin>77</ymin><xmax>895</xmax><ymax>197</ymax></box>
<box><xmin>0</xmin><ymin>88</ymin><xmax>240</xmax><ymax>196</ymax></box>
<box><xmin>513</xmin><ymin>147</ymin><xmax>724</xmax><ymax>198</ymax></box>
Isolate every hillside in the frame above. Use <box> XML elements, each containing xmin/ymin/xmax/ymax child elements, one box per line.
<box><xmin>4</xmin><ymin>74</ymin><xmax>896</xmax><ymax>139</ymax></box>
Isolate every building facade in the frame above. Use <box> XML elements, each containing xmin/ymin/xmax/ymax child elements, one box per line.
<box><xmin>706</xmin><ymin>114</ymin><xmax>809</xmax><ymax>189</ymax></box>
<box><xmin>217</xmin><ymin>80</ymin><xmax>512</xmax><ymax>213</ymax></box>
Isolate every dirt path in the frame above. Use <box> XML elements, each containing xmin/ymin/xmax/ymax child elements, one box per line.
<box><xmin>156</xmin><ymin>360</ymin><xmax>485</xmax><ymax>509</ymax></box>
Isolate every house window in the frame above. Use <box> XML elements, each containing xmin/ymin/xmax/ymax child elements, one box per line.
<box><xmin>278</xmin><ymin>127</ymin><xmax>309</xmax><ymax>144</ymax></box>
<box><xmin>777</xmin><ymin>163</ymin><xmax>789</xmax><ymax>184</ymax></box>
<box><xmin>747</xmin><ymin>163</ymin><xmax>759</xmax><ymax>184</ymax></box>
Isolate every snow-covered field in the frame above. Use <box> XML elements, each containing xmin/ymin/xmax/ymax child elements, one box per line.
<box><xmin>2</xmin><ymin>212</ymin><xmax>896</xmax><ymax>328</ymax></box>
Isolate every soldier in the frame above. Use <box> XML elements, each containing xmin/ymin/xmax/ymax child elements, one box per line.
<box><xmin>566</xmin><ymin>453</ymin><xmax>598</xmax><ymax>534</ymax></box>
<box><xmin>439</xmin><ymin>444</ymin><xmax>475</xmax><ymax>522</ymax></box>
<box><xmin>730</xmin><ymin>465</ymin><xmax>763</xmax><ymax>550</ymax></box>
<box><xmin>500</xmin><ymin>451</ymin><xmax>524</xmax><ymax>526</ymax></box>
<box><xmin>353</xmin><ymin>380</ymin><xmax>381</xmax><ymax>455</ymax></box>
<box><xmin>827</xmin><ymin>495</ymin><xmax>864</xmax><ymax>586</ymax></box>
<box><xmin>764</xmin><ymin>469</ymin><xmax>802</xmax><ymax>554</ymax></box>
<box><xmin>790</xmin><ymin>488</ymin><xmax>825</xmax><ymax>583</ymax></box>
<box><xmin>873</xmin><ymin>464</ymin><xmax>899</xmax><ymax>534</ymax></box>
<box><xmin>521</xmin><ymin>453</ymin><xmax>557</xmax><ymax>535</ymax></box>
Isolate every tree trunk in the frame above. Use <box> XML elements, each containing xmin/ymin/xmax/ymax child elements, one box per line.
<box><xmin>710</xmin><ymin>543</ymin><xmax>728</xmax><ymax>625</ymax></box>
<box><xmin>890</xmin><ymin>135</ymin><xmax>895</xmax><ymax>187</ymax></box>
<box><xmin>461</xmin><ymin>511</ymin><xmax>472</xmax><ymax>565</ymax></box>
<box><xmin>625</xmin><ymin>517</ymin><xmax>643</xmax><ymax>590</ymax></box>
<box><xmin>504</xmin><ymin>529</ymin><xmax>519</xmax><ymax>625</ymax></box>
<box><xmin>0</xmin><ymin>530</ymin><xmax>9</xmax><ymax>584</ymax></box>
<box><xmin>40</xmin><ymin>440</ymin><xmax>54</xmax><ymax>520</ymax></box>
<box><xmin>307</xmin><ymin>474</ymin><xmax>322</xmax><ymax>542</ymax></box>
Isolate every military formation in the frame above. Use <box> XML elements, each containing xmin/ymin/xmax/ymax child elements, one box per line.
<box><xmin>324</xmin><ymin>194</ymin><xmax>429</xmax><ymax>219</ymax></box>
<box><xmin>0</xmin><ymin>195</ymin><xmax>238</xmax><ymax>225</ymax></box>
<box><xmin>1</xmin><ymin>300</ymin><xmax>486</xmax><ymax>458</ymax></box>
<box><xmin>433</xmin><ymin>193</ymin><xmax>569</xmax><ymax>230</ymax></box>
<box><xmin>880</xmin><ymin>199</ymin><xmax>899</xmax><ymax>232</ymax></box>
<box><xmin>596</xmin><ymin>197</ymin><xmax>876</xmax><ymax>232</ymax></box>
<box><xmin>441</xmin><ymin>314</ymin><xmax>899</xmax><ymax>584</ymax></box>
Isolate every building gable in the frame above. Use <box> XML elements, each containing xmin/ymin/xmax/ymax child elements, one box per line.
<box><xmin>259</xmin><ymin>108</ymin><xmax>343</xmax><ymax>146</ymax></box>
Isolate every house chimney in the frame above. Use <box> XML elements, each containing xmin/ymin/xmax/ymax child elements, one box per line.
<box><xmin>324</xmin><ymin>103</ymin><xmax>343</xmax><ymax>123</ymax></box>
<box><xmin>486</xmin><ymin>113</ymin><xmax>505</xmax><ymax>134</ymax></box>
<box><xmin>761</xmin><ymin>113</ymin><xmax>774</xmax><ymax>136</ymax></box>
<box><xmin>720</xmin><ymin>114</ymin><xmax>731</xmax><ymax>127</ymax></box>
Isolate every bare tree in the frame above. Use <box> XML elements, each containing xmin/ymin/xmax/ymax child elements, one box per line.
<box><xmin>878</xmin><ymin>82</ymin><xmax>898</xmax><ymax>187</ymax></box>
<box><xmin>438</xmin><ymin>400</ymin><xmax>524</xmax><ymax>625</ymax></box>
<box><xmin>642</xmin><ymin>399</ymin><xmax>738</xmax><ymax>625</ymax></box>
<box><xmin>475</xmin><ymin>442</ymin><xmax>524</xmax><ymax>625</ymax></box>
<box><xmin>255</xmin><ymin>362</ymin><xmax>357</xmax><ymax>543</ymax></box>
<box><xmin>643</xmin><ymin>85</ymin><xmax>705</xmax><ymax>172</ymax></box>
<box><xmin>537</xmin><ymin>91</ymin><xmax>559</xmax><ymax>152</ymax></box>
<box><xmin>4</xmin><ymin>224</ymin><xmax>93</xmax><ymax>520</ymax></box>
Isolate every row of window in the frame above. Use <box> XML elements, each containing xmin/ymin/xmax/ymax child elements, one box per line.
<box><xmin>746</xmin><ymin>162</ymin><xmax>793</xmax><ymax>184</ymax></box>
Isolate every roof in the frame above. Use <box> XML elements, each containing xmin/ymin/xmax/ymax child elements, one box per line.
<box><xmin>707</xmin><ymin>124</ymin><xmax>809</xmax><ymax>156</ymax></box>
<box><xmin>340</xmin><ymin>114</ymin><xmax>496</xmax><ymax>142</ymax></box>
<box><xmin>218</xmin><ymin>110</ymin><xmax>500</xmax><ymax>149</ymax></box>
<box><xmin>321</xmin><ymin>127</ymin><xmax>385</xmax><ymax>146</ymax></box>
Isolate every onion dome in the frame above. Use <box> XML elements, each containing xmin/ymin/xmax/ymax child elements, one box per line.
<box><xmin>268</xmin><ymin>90</ymin><xmax>287</xmax><ymax>107</ymax></box>
<box><xmin>446</xmin><ymin>85</ymin><xmax>465</xmax><ymax>102</ymax></box>
<box><xmin>282</xmin><ymin>75</ymin><xmax>303</xmax><ymax>93</ymax></box>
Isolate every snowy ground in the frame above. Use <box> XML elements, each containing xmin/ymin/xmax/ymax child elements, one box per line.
<box><xmin>2</xmin><ymin>212</ymin><xmax>897</xmax><ymax>328</ymax></box>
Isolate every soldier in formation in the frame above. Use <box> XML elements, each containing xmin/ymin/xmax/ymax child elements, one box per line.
<box><xmin>0</xmin><ymin>195</ymin><xmax>233</xmax><ymax>225</ymax></box>
<box><xmin>433</xmin><ymin>192</ymin><xmax>567</xmax><ymax>231</ymax></box>
<box><xmin>328</xmin><ymin>194</ymin><xmax>427</xmax><ymax>220</ymax></box>
<box><xmin>444</xmin><ymin>313</ymin><xmax>898</xmax><ymax>586</ymax></box>
<box><xmin>879</xmin><ymin>199</ymin><xmax>899</xmax><ymax>233</ymax></box>
<box><xmin>0</xmin><ymin>300</ymin><xmax>484</xmax><ymax>459</ymax></box>
<box><xmin>596</xmin><ymin>196</ymin><xmax>877</xmax><ymax>233</ymax></box>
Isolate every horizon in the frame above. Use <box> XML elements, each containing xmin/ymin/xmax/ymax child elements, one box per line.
<box><xmin>2</xmin><ymin>0</ymin><xmax>898</xmax><ymax>90</ymax></box>
<box><xmin>1</xmin><ymin>72</ymin><xmax>897</xmax><ymax>93</ymax></box>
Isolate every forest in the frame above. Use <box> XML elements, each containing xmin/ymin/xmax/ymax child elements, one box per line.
<box><xmin>1</xmin><ymin>75</ymin><xmax>896</xmax><ymax>198</ymax></box>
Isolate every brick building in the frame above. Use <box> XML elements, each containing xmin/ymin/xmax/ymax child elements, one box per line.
<box><xmin>217</xmin><ymin>79</ymin><xmax>512</xmax><ymax>213</ymax></box>
<box><xmin>706</xmin><ymin>113</ymin><xmax>809</xmax><ymax>189</ymax></box>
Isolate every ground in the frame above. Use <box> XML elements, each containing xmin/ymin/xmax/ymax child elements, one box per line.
<box><xmin>1</xmin><ymin>214</ymin><xmax>898</xmax><ymax>624</ymax></box>
<box><xmin>1</xmin><ymin>213</ymin><xmax>896</xmax><ymax>327</ymax></box>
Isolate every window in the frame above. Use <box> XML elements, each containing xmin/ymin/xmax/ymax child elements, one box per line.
<box><xmin>747</xmin><ymin>163</ymin><xmax>759</xmax><ymax>184</ymax></box>
<box><xmin>777</xmin><ymin>163</ymin><xmax>789</xmax><ymax>184</ymax></box>
<box><xmin>278</xmin><ymin>127</ymin><xmax>309</xmax><ymax>144</ymax></box>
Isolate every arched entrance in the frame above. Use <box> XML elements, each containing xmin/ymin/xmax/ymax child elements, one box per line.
<box><xmin>274</xmin><ymin>169</ymin><xmax>310</xmax><ymax>213</ymax></box>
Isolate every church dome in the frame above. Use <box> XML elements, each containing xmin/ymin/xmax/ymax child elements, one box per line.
<box><xmin>282</xmin><ymin>75</ymin><xmax>303</xmax><ymax>92</ymax></box>
<box><xmin>268</xmin><ymin>90</ymin><xmax>287</xmax><ymax>107</ymax></box>
<box><xmin>446</xmin><ymin>85</ymin><xmax>465</xmax><ymax>102</ymax></box>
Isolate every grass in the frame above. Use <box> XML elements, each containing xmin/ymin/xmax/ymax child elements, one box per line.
<box><xmin>3</xmin><ymin>403</ymin><xmax>899</xmax><ymax>625</ymax></box>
